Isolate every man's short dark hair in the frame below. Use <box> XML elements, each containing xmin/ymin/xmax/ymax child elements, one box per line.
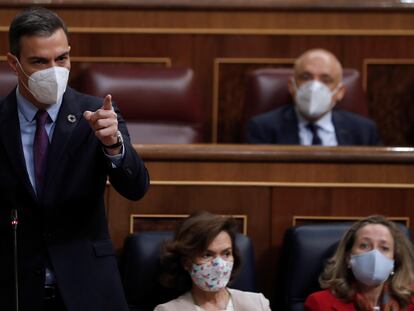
<box><xmin>9</xmin><ymin>7</ymin><xmax>68</xmax><ymax>58</ymax></box>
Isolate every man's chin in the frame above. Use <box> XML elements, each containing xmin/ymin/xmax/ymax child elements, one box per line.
<box><xmin>298</xmin><ymin>110</ymin><xmax>322</xmax><ymax>122</ymax></box>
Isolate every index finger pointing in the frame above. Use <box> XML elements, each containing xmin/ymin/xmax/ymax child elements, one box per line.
<box><xmin>102</xmin><ymin>94</ymin><xmax>112</xmax><ymax>111</ymax></box>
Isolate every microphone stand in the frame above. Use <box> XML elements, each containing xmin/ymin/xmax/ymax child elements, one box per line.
<box><xmin>11</xmin><ymin>209</ymin><xmax>19</xmax><ymax>311</ymax></box>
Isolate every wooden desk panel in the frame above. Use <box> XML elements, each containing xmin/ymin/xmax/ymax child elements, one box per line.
<box><xmin>106</xmin><ymin>144</ymin><xmax>414</xmax><ymax>305</ymax></box>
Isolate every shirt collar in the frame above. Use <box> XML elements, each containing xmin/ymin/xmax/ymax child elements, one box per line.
<box><xmin>295</xmin><ymin>107</ymin><xmax>335</xmax><ymax>133</ymax></box>
<box><xmin>16</xmin><ymin>86</ymin><xmax>62</xmax><ymax>123</ymax></box>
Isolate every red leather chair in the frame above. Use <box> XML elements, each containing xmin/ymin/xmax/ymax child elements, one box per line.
<box><xmin>243</xmin><ymin>67</ymin><xmax>369</xmax><ymax>126</ymax></box>
<box><xmin>78</xmin><ymin>64</ymin><xmax>206</xmax><ymax>144</ymax></box>
<box><xmin>0</xmin><ymin>62</ymin><xmax>18</xmax><ymax>99</ymax></box>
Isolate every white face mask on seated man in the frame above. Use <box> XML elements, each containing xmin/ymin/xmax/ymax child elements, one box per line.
<box><xmin>294</xmin><ymin>79</ymin><xmax>341</xmax><ymax>120</ymax></box>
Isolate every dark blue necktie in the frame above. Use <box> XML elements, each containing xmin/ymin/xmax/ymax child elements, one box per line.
<box><xmin>307</xmin><ymin>123</ymin><xmax>322</xmax><ymax>145</ymax></box>
<box><xmin>34</xmin><ymin>110</ymin><xmax>50</xmax><ymax>197</ymax></box>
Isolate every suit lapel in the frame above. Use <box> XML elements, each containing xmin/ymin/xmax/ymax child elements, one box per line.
<box><xmin>230</xmin><ymin>288</ymin><xmax>260</xmax><ymax>311</ymax></box>
<box><xmin>332</xmin><ymin>110</ymin><xmax>352</xmax><ymax>145</ymax></box>
<box><xmin>43</xmin><ymin>88</ymin><xmax>83</xmax><ymax>192</ymax></box>
<box><xmin>280</xmin><ymin>106</ymin><xmax>300</xmax><ymax>144</ymax></box>
<box><xmin>0</xmin><ymin>91</ymin><xmax>37</xmax><ymax>199</ymax></box>
<box><xmin>230</xmin><ymin>289</ymin><xmax>245</xmax><ymax>310</ymax></box>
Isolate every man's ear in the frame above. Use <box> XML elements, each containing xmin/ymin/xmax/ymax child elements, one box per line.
<box><xmin>6</xmin><ymin>52</ymin><xmax>19</xmax><ymax>75</ymax></box>
<box><xmin>334</xmin><ymin>83</ymin><xmax>346</xmax><ymax>102</ymax></box>
<box><xmin>287</xmin><ymin>77</ymin><xmax>296</xmax><ymax>97</ymax></box>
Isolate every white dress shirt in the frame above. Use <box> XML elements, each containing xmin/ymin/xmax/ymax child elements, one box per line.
<box><xmin>295</xmin><ymin>108</ymin><xmax>338</xmax><ymax>146</ymax></box>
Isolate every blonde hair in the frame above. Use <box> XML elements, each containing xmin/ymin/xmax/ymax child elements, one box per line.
<box><xmin>319</xmin><ymin>215</ymin><xmax>414</xmax><ymax>308</ymax></box>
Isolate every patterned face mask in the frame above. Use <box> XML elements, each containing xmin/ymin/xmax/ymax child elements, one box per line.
<box><xmin>189</xmin><ymin>256</ymin><xmax>234</xmax><ymax>292</ymax></box>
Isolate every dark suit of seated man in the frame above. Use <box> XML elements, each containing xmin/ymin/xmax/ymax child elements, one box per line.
<box><xmin>246</xmin><ymin>49</ymin><xmax>381</xmax><ymax>146</ymax></box>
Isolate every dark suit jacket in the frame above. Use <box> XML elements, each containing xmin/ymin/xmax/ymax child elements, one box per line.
<box><xmin>305</xmin><ymin>289</ymin><xmax>414</xmax><ymax>311</ymax></box>
<box><xmin>245</xmin><ymin>105</ymin><xmax>381</xmax><ymax>146</ymax></box>
<box><xmin>0</xmin><ymin>88</ymin><xmax>149</xmax><ymax>311</ymax></box>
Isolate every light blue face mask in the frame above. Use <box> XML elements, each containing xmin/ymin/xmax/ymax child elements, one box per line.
<box><xmin>350</xmin><ymin>249</ymin><xmax>394</xmax><ymax>286</ymax></box>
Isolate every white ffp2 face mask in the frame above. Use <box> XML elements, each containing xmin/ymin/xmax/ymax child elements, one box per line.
<box><xmin>16</xmin><ymin>60</ymin><xmax>69</xmax><ymax>105</ymax></box>
<box><xmin>350</xmin><ymin>249</ymin><xmax>394</xmax><ymax>286</ymax></box>
<box><xmin>294</xmin><ymin>80</ymin><xmax>339</xmax><ymax>120</ymax></box>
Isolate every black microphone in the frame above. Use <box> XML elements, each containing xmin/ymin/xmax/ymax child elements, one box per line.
<box><xmin>11</xmin><ymin>209</ymin><xmax>18</xmax><ymax>227</ymax></box>
<box><xmin>10</xmin><ymin>209</ymin><xmax>19</xmax><ymax>311</ymax></box>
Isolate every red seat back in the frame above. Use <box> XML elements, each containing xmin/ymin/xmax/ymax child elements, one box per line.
<box><xmin>243</xmin><ymin>67</ymin><xmax>369</xmax><ymax>124</ymax></box>
<box><xmin>78</xmin><ymin>64</ymin><xmax>206</xmax><ymax>144</ymax></box>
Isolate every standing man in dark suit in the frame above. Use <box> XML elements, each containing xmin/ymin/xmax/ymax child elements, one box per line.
<box><xmin>0</xmin><ymin>7</ymin><xmax>149</xmax><ymax>311</ymax></box>
<box><xmin>246</xmin><ymin>49</ymin><xmax>381</xmax><ymax>146</ymax></box>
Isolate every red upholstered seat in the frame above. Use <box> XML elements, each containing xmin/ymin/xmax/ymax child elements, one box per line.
<box><xmin>0</xmin><ymin>62</ymin><xmax>18</xmax><ymax>98</ymax></box>
<box><xmin>78</xmin><ymin>64</ymin><xmax>206</xmax><ymax>144</ymax></box>
<box><xmin>243</xmin><ymin>67</ymin><xmax>369</xmax><ymax>124</ymax></box>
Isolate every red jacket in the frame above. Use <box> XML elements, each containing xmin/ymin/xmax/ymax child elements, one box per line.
<box><xmin>305</xmin><ymin>289</ymin><xmax>414</xmax><ymax>311</ymax></box>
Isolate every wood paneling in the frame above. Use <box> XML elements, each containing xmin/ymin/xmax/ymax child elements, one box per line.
<box><xmin>1</xmin><ymin>0</ymin><xmax>414</xmax><ymax>10</ymax></box>
<box><xmin>129</xmin><ymin>214</ymin><xmax>247</xmax><ymax>234</ymax></box>
<box><xmin>366</xmin><ymin>62</ymin><xmax>414</xmax><ymax>146</ymax></box>
<box><xmin>3</xmin><ymin>8</ymin><xmax>414</xmax><ymax>30</ymax></box>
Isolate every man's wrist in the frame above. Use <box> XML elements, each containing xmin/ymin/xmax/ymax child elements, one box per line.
<box><xmin>102</xmin><ymin>131</ymin><xmax>123</xmax><ymax>149</ymax></box>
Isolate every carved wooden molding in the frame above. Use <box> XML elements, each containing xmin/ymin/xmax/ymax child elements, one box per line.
<box><xmin>130</xmin><ymin>213</ymin><xmax>247</xmax><ymax>234</ymax></box>
<box><xmin>134</xmin><ymin>144</ymin><xmax>414</xmax><ymax>163</ymax></box>
<box><xmin>292</xmin><ymin>215</ymin><xmax>410</xmax><ymax>227</ymax></box>
<box><xmin>0</xmin><ymin>0</ymin><xmax>413</xmax><ymax>10</ymax></box>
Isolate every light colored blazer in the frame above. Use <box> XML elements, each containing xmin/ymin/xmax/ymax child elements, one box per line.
<box><xmin>154</xmin><ymin>288</ymin><xmax>271</xmax><ymax>311</ymax></box>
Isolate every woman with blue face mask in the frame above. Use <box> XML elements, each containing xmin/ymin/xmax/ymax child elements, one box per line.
<box><xmin>305</xmin><ymin>215</ymin><xmax>414</xmax><ymax>311</ymax></box>
<box><xmin>154</xmin><ymin>211</ymin><xmax>271</xmax><ymax>311</ymax></box>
